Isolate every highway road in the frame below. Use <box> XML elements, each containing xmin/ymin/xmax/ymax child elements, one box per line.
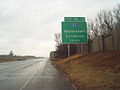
<box><xmin>0</xmin><ymin>58</ymin><xmax>74</xmax><ymax>90</ymax></box>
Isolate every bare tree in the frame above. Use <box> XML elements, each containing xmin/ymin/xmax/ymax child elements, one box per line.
<box><xmin>54</xmin><ymin>33</ymin><xmax>61</xmax><ymax>47</ymax></box>
<box><xmin>113</xmin><ymin>4</ymin><xmax>120</xmax><ymax>27</ymax></box>
<box><xmin>54</xmin><ymin>33</ymin><xmax>67</xmax><ymax>58</ymax></box>
<box><xmin>113</xmin><ymin>3</ymin><xmax>120</xmax><ymax>50</ymax></box>
<box><xmin>96</xmin><ymin>10</ymin><xmax>115</xmax><ymax>35</ymax></box>
<box><xmin>95</xmin><ymin>10</ymin><xmax>115</xmax><ymax>50</ymax></box>
<box><xmin>88</xmin><ymin>10</ymin><xmax>115</xmax><ymax>51</ymax></box>
<box><xmin>88</xmin><ymin>18</ymin><xmax>99</xmax><ymax>52</ymax></box>
<box><xmin>88</xmin><ymin>18</ymin><xmax>99</xmax><ymax>38</ymax></box>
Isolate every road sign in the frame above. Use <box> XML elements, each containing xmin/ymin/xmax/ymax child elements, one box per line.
<box><xmin>64</xmin><ymin>17</ymin><xmax>85</xmax><ymax>22</ymax></box>
<box><xmin>62</xmin><ymin>18</ymin><xmax>88</xmax><ymax>44</ymax></box>
<box><xmin>62</xmin><ymin>22</ymin><xmax>87</xmax><ymax>44</ymax></box>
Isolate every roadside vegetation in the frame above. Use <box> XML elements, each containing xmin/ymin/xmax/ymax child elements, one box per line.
<box><xmin>0</xmin><ymin>60</ymin><xmax>16</xmax><ymax>63</ymax></box>
<box><xmin>51</xmin><ymin>4</ymin><xmax>120</xmax><ymax>89</ymax></box>
<box><xmin>53</xmin><ymin>50</ymin><xmax>120</xmax><ymax>90</ymax></box>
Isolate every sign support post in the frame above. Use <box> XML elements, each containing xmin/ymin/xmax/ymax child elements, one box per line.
<box><xmin>68</xmin><ymin>44</ymin><xmax>70</xmax><ymax>57</ymax></box>
<box><xmin>62</xmin><ymin>17</ymin><xmax>88</xmax><ymax>57</ymax></box>
<box><xmin>81</xmin><ymin>44</ymin><xmax>83</xmax><ymax>54</ymax></box>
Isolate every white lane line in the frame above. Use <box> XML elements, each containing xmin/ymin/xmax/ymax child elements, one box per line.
<box><xmin>20</xmin><ymin>67</ymin><xmax>38</xmax><ymax>90</ymax></box>
<box><xmin>20</xmin><ymin>59</ymin><xmax>47</xmax><ymax>90</ymax></box>
<box><xmin>19</xmin><ymin>61</ymin><xmax>44</xmax><ymax>90</ymax></box>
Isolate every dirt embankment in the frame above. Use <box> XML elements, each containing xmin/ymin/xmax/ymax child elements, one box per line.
<box><xmin>53</xmin><ymin>50</ymin><xmax>120</xmax><ymax>90</ymax></box>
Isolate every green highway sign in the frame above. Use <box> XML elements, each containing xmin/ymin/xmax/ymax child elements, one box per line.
<box><xmin>62</xmin><ymin>17</ymin><xmax>88</xmax><ymax>44</ymax></box>
<box><xmin>64</xmin><ymin>17</ymin><xmax>85</xmax><ymax>22</ymax></box>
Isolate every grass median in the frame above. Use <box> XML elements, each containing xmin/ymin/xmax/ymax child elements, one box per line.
<box><xmin>0</xmin><ymin>60</ymin><xmax>16</xmax><ymax>63</ymax></box>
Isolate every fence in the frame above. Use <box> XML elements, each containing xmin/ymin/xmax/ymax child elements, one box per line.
<box><xmin>82</xmin><ymin>29</ymin><xmax>120</xmax><ymax>53</ymax></box>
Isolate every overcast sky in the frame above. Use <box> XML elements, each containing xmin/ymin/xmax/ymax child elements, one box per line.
<box><xmin>0</xmin><ymin>0</ymin><xmax>119</xmax><ymax>57</ymax></box>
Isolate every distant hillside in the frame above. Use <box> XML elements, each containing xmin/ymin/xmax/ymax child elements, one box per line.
<box><xmin>53</xmin><ymin>50</ymin><xmax>120</xmax><ymax>90</ymax></box>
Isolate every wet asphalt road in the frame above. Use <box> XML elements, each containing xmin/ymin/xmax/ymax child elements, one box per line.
<box><xmin>0</xmin><ymin>58</ymin><xmax>74</xmax><ymax>90</ymax></box>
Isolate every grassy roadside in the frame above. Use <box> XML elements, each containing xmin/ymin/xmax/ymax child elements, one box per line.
<box><xmin>53</xmin><ymin>51</ymin><xmax>120</xmax><ymax>90</ymax></box>
<box><xmin>0</xmin><ymin>60</ymin><xmax>17</xmax><ymax>63</ymax></box>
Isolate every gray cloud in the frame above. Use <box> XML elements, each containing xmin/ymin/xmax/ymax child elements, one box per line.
<box><xmin>0</xmin><ymin>0</ymin><xmax>116</xmax><ymax>56</ymax></box>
